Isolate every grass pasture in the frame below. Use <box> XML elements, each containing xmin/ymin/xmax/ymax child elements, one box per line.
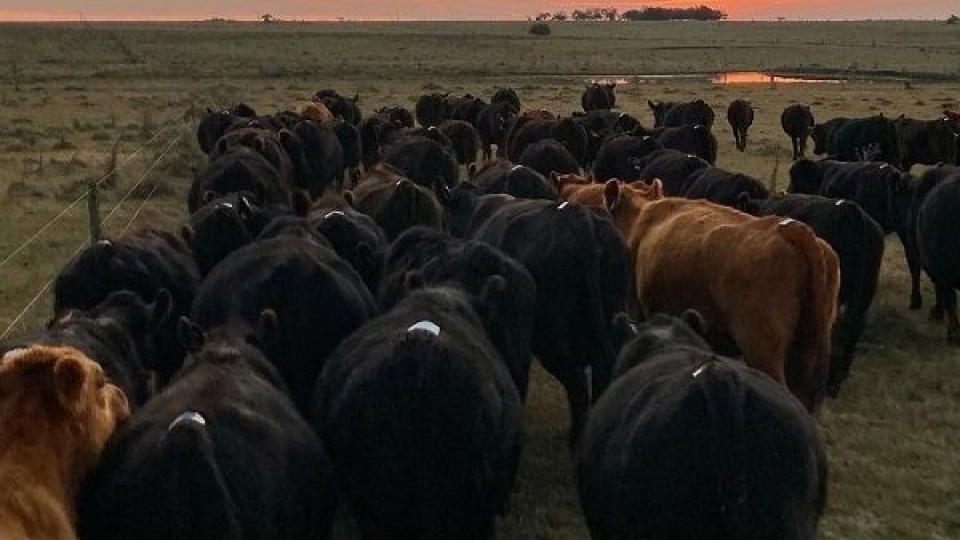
<box><xmin>0</xmin><ymin>20</ymin><xmax>959</xmax><ymax>539</ymax></box>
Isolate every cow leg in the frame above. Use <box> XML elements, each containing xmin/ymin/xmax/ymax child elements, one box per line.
<box><xmin>791</xmin><ymin>137</ymin><xmax>800</xmax><ymax>160</ymax></box>
<box><xmin>934</xmin><ymin>283</ymin><xmax>960</xmax><ymax>344</ymax></box>
<box><xmin>900</xmin><ymin>227</ymin><xmax>924</xmax><ymax>309</ymax></box>
<box><xmin>560</xmin><ymin>366</ymin><xmax>590</xmax><ymax>449</ymax></box>
<box><xmin>827</xmin><ymin>305</ymin><xmax>862</xmax><ymax>398</ymax></box>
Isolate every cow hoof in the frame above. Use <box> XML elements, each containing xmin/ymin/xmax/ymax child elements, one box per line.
<box><xmin>910</xmin><ymin>293</ymin><xmax>922</xmax><ymax>310</ymax></box>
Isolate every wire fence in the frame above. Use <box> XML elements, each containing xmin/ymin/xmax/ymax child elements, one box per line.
<box><xmin>0</xmin><ymin>115</ymin><xmax>191</xmax><ymax>339</ymax></box>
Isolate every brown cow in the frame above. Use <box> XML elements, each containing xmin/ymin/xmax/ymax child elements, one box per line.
<box><xmin>300</xmin><ymin>101</ymin><xmax>335</xmax><ymax>124</ymax></box>
<box><xmin>553</xmin><ymin>173</ymin><xmax>662</xmax><ymax>209</ymax></box>
<box><xmin>604</xmin><ymin>183</ymin><xmax>840</xmax><ymax>413</ymax></box>
<box><xmin>0</xmin><ymin>346</ymin><xmax>130</xmax><ymax>540</ymax></box>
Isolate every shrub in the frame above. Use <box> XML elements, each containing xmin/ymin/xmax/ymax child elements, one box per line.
<box><xmin>529</xmin><ymin>23</ymin><xmax>551</xmax><ymax>36</ymax></box>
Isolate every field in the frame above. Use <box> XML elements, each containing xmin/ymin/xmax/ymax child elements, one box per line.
<box><xmin>1</xmin><ymin>20</ymin><xmax>959</xmax><ymax>539</ymax></box>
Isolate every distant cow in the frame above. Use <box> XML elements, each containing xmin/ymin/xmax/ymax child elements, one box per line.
<box><xmin>727</xmin><ymin>99</ymin><xmax>754</xmax><ymax>151</ymax></box>
<box><xmin>471</xmin><ymin>199</ymin><xmax>631</xmax><ymax>443</ymax></box>
<box><xmin>895</xmin><ymin>115</ymin><xmax>960</xmax><ymax>170</ymax></box>
<box><xmin>1</xmin><ymin>346</ymin><xmax>129</xmax><ymax>540</ymax></box>
<box><xmin>382</xmin><ymin>135</ymin><xmax>459</xmax><ymax>191</ymax></box>
<box><xmin>604</xmin><ymin>182</ymin><xmax>840</xmax><ymax>413</ymax></box>
<box><xmin>348</xmin><ymin>165</ymin><xmax>445</xmax><ymax>240</ymax></box>
<box><xmin>581</xmin><ymin>82</ymin><xmax>617</xmax><ymax>112</ymax></box>
<box><xmin>593</xmin><ymin>134</ymin><xmax>663</xmax><ymax>182</ymax></box>
<box><xmin>683</xmin><ymin>166</ymin><xmax>770</xmax><ymax>207</ymax></box>
<box><xmin>78</xmin><ymin>331</ymin><xmax>336</xmax><ymax>540</ymax></box>
<box><xmin>448</xmin><ymin>94</ymin><xmax>487</xmax><ymax>126</ymax></box>
<box><xmin>312</xmin><ymin>285</ymin><xmax>522</xmax><ymax>540</ymax></box>
<box><xmin>471</xmin><ymin>160</ymin><xmax>558</xmax><ymax>200</ymax></box>
<box><xmin>782</xmin><ymin>104</ymin><xmax>816</xmax><ymax>160</ymax></box>
<box><xmin>476</xmin><ymin>101</ymin><xmax>518</xmax><ymax>160</ymax></box>
<box><xmin>438</xmin><ymin>119</ymin><xmax>481</xmax><ymax>167</ymax></box>
<box><xmin>415</xmin><ymin>92</ymin><xmax>451</xmax><ymax>127</ymax></box>
<box><xmin>652</xmin><ymin>124</ymin><xmax>718</xmax><ymax>165</ymax></box>
<box><xmin>375</xmin><ymin>105</ymin><xmax>416</xmax><ymax>129</ymax></box>
<box><xmin>633</xmin><ymin>148</ymin><xmax>712</xmax><ymax>195</ymax></box>
<box><xmin>578</xmin><ymin>313</ymin><xmax>827</xmax><ymax>540</ymax></box>
<box><xmin>811</xmin><ymin>117</ymin><xmax>850</xmax><ymax>156</ymax></box>
<box><xmin>788</xmin><ymin>159</ymin><xmax>919</xmax><ymax>308</ymax></box>
<box><xmin>815</xmin><ymin>116</ymin><xmax>902</xmax><ymax>168</ymax></box>
<box><xmin>490</xmin><ymin>87</ymin><xmax>521</xmax><ymax>112</ymax></box>
<box><xmin>518</xmin><ymin>139</ymin><xmax>581</xmax><ymax>178</ymax></box>
<box><xmin>739</xmin><ymin>193</ymin><xmax>885</xmax><ymax>396</ymax></box>
<box><xmin>649</xmin><ymin>99</ymin><xmax>716</xmax><ymax>129</ymax></box>
<box><xmin>314</xmin><ymin>89</ymin><xmax>361</xmax><ymax>125</ymax></box>
<box><xmin>915</xmin><ymin>169</ymin><xmax>960</xmax><ymax>344</ymax></box>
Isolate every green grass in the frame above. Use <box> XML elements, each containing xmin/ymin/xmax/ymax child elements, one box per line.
<box><xmin>1</xmin><ymin>21</ymin><xmax>959</xmax><ymax>539</ymax></box>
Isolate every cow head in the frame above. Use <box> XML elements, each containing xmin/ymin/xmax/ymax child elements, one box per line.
<box><xmin>611</xmin><ymin>311</ymin><xmax>709</xmax><ymax>379</ymax></box>
<box><xmin>602</xmin><ymin>178</ymin><xmax>664</xmax><ymax>234</ymax></box>
<box><xmin>0</xmin><ymin>346</ymin><xmax>130</xmax><ymax>483</ymax></box>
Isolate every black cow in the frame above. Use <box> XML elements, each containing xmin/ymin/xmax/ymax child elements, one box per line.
<box><xmin>471</xmin><ymin>199</ymin><xmax>631</xmax><ymax>443</ymax></box>
<box><xmin>490</xmin><ymin>87</ymin><xmax>521</xmax><ymax>112</ymax></box>
<box><xmin>78</xmin><ymin>329</ymin><xmax>337</xmax><ymax>540</ymax></box>
<box><xmin>652</xmin><ymin>124</ymin><xmax>718</xmax><ymax>165</ymax></box>
<box><xmin>314</xmin><ymin>89</ymin><xmax>361</xmax><ymax>125</ymax></box>
<box><xmin>811</xmin><ymin>117</ymin><xmax>850</xmax><ymax>156</ymax></box>
<box><xmin>476</xmin><ymin>101</ymin><xmax>518</xmax><ymax>160</ymax></box>
<box><xmin>378</xmin><ymin>227</ymin><xmax>537</xmax><ymax>397</ymax></box>
<box><xmin>330</xmin><ymin>119</ymin><xmax>362</xmax><ymax>186</ymax></box>
<box><xmin>789</xmin><ymin>159</ymin><xmax>919</xmax><ymax>307</ymax></box>
<box><xmin>727</xmin><ymin>99</ymin><xmax>754</xmax><ymax>151</ymax></box>
<box><xmin>191</xmin><ymin>236</ymin><xmax>376</xmax><ymax>411</ymax></box>
<box><xmin>815</xmin><ymin>116</ymin><xmax>902</xmax><ymax>168</ymax></box>
<box><xmin>196</xmin><ymin>109</ymin><xmax>245</xmax><ymax>155</ymax></box>
<box><xmin>292</xmin><ymin>120</ymin><xmax>346</xmax><ymax>196</ymax></box>
<box><xmin>438</xmin><ymin>119</ymin><xmax>481</xmax><ymax>167</ymax></box>
<box><xmin>649</xmin><ymin>99</ymin><xmax>716</xmax><ymax>129</ymax></box>
<box><xmin>190</xmin><ymin>147</ymin><xmax>292</xmax><ymax>214</ymax></box>
<box><xmin>382</xmin><ymin>135</ymin><xmax>459</xmax><ymax>190</ymax></box>
<box><xmin>312</xmin><ymin>285</ymin><xmax>522</xmax><ymax>540</ymax></box>
<box><xmin>683</xmin><ymin>167</ymin><xmax>769</xmax><ymax>206</ymax></box>
<box><xmin>54</xmin><ymin>230</ymin><xmax>200</xmax><ymax>387</ymax></box>
<box><xmin>896</xmin><ymin>115</ymin><xmax>960</xmax><ymax>171</ymax></box>
<box><xmin>415</xmin><ymin>92</ymin><xmax>451</xmax><ymax>127</ymax></box>
<box><xmin>593</xmin><ymin>134</ymin><xmax>663</xmax><ymax>181</ymax></box>
<box><xmin>348</xmin><ymin>165</ymin><xmax>445</xmax><ymax>240</ymax></box>
<box><xmin>914</xmin><ymin>168</ymin><xmax>960</xmax><ymax>343</ymax></box>
<box><xmin>578</xmin><ymin>312</ymin><xmax>827</xmax><ymax>540</ymax></box>
<box><xmin>581</xmin><ymin>83</ymin><xmax>617</xmax><ymax>112</ymax></box>
<box><xmin>448</xmin><ymin>94</ymin><xmax>487</xmax><ymax>127</ymax></box>
<box><xmin>633</xmin><ymin>148</ymin><xmax>712</xmax><ymax>195</ymax></box>
<box><xmin>2</xmin><ymin>289</ymin><xmax>167</xmax><ymax>408</ymax></box>
<box><xmin>211</xmin><ymin>127</ymin><xmax>299</xmax><ymax>188</ymax></box>
<box><xmin>359</xmin><ymin>114</ymin><xmax>402</xmax><ymax>169</ymax></box>
<box><xmin>739</xmin><ymin>193</ymin><xmax>885</xmax><ymax>395</ymax></box>
<box><xmin>307</xmin><ymin>203</ymin><xmax>388</xmax><ymax>294</ymax></box>
<box><xmin>471</xmin><ymin>160</ymin><xmax>558</xmax><ymax>200</ymax></box>
<box><xmin>518</xmin><ymin>139</ymin><xmax>581</xmax><ymax>178</ymax></box>
<box><xmin>782</xmin><ymin>104</ymin><xmax>816</xmax><ymax>160</ymax></box>
<box><xmin>375</xmin><ymin>106</ymin><xmax>415</xmax><ymax>129</ymax></box>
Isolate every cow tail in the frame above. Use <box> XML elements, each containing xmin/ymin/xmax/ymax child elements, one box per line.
<box><xmin>160</xmin><ymin>412</ymin><xmax>245</xmax><ymax>540</ymax></box>
<box><xmin>778</xmin><ymin>219</ymin><xmax>840</xmax><ymax>413</ymax></box>
<box><xmin>695</xmin><ymin>358</ymin><xmax>748</xmax><ymax>538</ymax></box>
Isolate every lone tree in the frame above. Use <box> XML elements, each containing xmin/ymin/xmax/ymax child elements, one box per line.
<box><xmin>529</xmin><ymin>22</ymin><xmax>552</xmax><ymax>35</ymax></box>
<box><xmin>261</xmin><ymin>13</ymin><xmax>275</xmax><ymax>23</ymax></box>
<box><xmin>948</xmin><ymin>14</ymin><xmax>959</xmax><ymax>24</ymax></box>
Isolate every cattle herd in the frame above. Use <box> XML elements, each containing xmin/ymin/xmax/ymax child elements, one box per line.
<box><xmin>3</xmin><ymin>81</ymin><xmax>960</xmax><ymax>540</ymax></box>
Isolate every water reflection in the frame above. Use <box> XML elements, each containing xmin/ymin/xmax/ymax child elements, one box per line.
<box><xmin>712</xmin><ymin>71</ymin><xmax>845</xmax><ymax>84</ymax></box>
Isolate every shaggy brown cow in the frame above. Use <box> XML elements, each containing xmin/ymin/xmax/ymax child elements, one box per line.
<box><xmin>299</xmin><ymin>101</ymin><xmax>335</xmax><ymax>124</ymax></box>
<box><xmin>604</xmin><ymin>184</ymin><xmax>840</xmax><ymax>413</ymax></box>
<box><xmin>0</xmin><ymin>346</ymin><xmax>130</xmax><ymax>540</ymax></box>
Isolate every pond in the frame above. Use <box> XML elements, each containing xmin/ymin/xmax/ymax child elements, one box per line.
<box><xmin>586</xmin><ymin>71</ymin><xmax>846</xmax><ymax>85</ymax></box>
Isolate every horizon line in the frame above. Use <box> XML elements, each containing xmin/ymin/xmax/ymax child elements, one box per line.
<box><xmin>0</xmin><ymin>17</ymin><xmax>947</xmax><ymax>23</ymax></box>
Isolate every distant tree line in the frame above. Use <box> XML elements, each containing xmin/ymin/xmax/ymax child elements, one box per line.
<box><xmin>532</xmin><ymin>5</ymin><xmax>726</xmax><ymax>22</ymax></box>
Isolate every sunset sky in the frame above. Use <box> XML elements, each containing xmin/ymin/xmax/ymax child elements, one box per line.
<box><xmin>0</xmin><ymin>1</ymin><xmax>954</xmax><ymax>21</ymax></box>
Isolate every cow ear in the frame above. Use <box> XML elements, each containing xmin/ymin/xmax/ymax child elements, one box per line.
<box><xmin>290</xmin><ymin>189</ymin><xmax>311</xmax><ymax>217</ymax></box>
<box><xmin>680</xmin><ymin>309</ymin><xmax>706</xmax><ymax>336</ymax></box>
<box><xmin>54</xmin><ymin>354</ymin><xmax>88</xmax><ymax>410</ymax></box>
<box><xmin>238</xmin><ymin>195</ymin><xmax>254</xmax><ymax>221</ymax></box>
<box><xmin>150</xmin><ymin>289</ymin><xmax>173</xmax><ymax>329</ymax></box>
<box><xmin>479</xmin><ymin>275</ymin><xmax>507</xmax><ymax>323</ymax></box>
<box><xmin>434</xmin><ymin>182</ymin><xmax>452</xmax><ymax>206</ymax></box>
<box><xmin>603</xmin><ymin>179</ymin><xmax>622</xmax><ymax>212</ymax></box>
<box><xmin>648</xmin><ymin>100</ymin><xmax>656</xmax><ymax>108</ymax></box>
<box><xmin>181</xmin><ymin>225</ymin><xmax>194</xmax><ymax>245</ymax></box>
<box><xmin>403</xmin><ymin>271</ymin><xmax>425</xmax><ymax>292</ymax></box>
<box><xmin>177</xmin><ymin>317</ymin><xmax>205</xmax><ymax>354</ymax></box>
<box><xmin>257</xmin><ymin>309</ymin><xmax>281</xmax><ymax>346</ymax></box>
<box><xmin>650</xmin><ymin>179</ymin><xmax>663</xmax><ymax>199</ymax></box>
<box><xmin>202</xmin><ymin>190</ymin><xmax>218</xmax><ymax>205</ymax></box>
<box><xmin>342</xmin><ymin>190</ymin><xmax>356</xmax><ymax>207</ymax></box>
<box><xmin>611</xmin><ymin>311</ymin><xmax>639</xmax><ymax>353</ymax></box>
